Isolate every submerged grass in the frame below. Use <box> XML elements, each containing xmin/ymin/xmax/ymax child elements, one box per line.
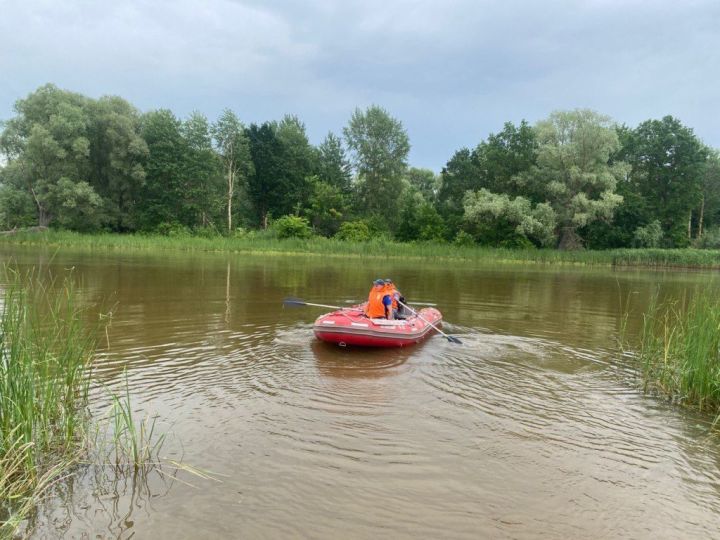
<box><xmin>4</xmin><ymin>230</ymin><xmax>720</xmax><ymax>268</ymax></box>
<box><xmin>0</xmin><ymin>268</ymin><xmax>95</xmax><ymax>536</ymax></box>
<box><xmin>635</xmin><ymin>290</ymin><xmax>720</xmax><ymax>418</ymax></box>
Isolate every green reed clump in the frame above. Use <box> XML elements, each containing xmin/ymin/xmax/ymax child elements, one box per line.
<box><xmin>0</xmin><ymin>269</ymin><xmax>95</xmax><ymax>535</ymax></box>
<box><xmin>5</xmin><ymin>230</ymin><xmax>720</xmax><ymax>268</ymax></box>
<box><xmin>104</xmin><ymin>375</ymin><xmax>166</xmax><ymax>471</ymax></box>
<box><xmin>637</xmin><ymin>291</ymin><xmax>720</xmax><ymax>415</ymax></box>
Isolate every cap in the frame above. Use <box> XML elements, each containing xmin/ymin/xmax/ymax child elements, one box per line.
<box><xmin>373</xmin><ymin>279</ymin><xmax>385</xmax><ymax>286</ymax></box>
<box><xmin>384</xmin><ymin>279</ymin><xmax>393</xmax><ymax>284</ymax></box>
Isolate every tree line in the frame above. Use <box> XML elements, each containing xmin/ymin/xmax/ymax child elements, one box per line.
<box><xmin>1</xmin><ymin>83</ymin><xmax>719</xmax><ymax>249</ymax></box>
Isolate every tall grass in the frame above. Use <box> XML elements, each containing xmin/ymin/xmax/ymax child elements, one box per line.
<box><xmin>4</xmin><ymin>230</ymin><xmax>720</xmax><ymax>268</ymax></box>
<box><xmin>104</xmin><ymin>375</ymin><xmax>166</xmax><ymax>471</ymax></box>
<box><xmin>636</xmin><ymin>291</ymin><xmax>720</xmax><ymax>416</ymax></box>
<box><xmin>0</xmin><ymin>268</ymin><xmax>95</xmax><ymax>535</ymax></box>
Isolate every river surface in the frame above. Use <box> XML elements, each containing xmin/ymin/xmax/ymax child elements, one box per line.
<box><xmin>3</xmin><ymin>246</ymin><xmax>720</xmax><ymax>539</ymax></box>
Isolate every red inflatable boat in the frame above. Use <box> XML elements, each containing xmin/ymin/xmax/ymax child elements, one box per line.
<box><xmin>313</xmin><ymin>305</ymin><xmax>442</xmax><ymax>347</ymax></box>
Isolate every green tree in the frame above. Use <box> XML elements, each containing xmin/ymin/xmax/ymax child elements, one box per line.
<box><xmin>619</xmin><ymin>116</ymin><xmax>707</xmax><ymax>246</ymax></box>
<box><xmin>137</xmin><ymin>110</ymin><xmax>194</xmax><ymax>230</ymax></box>
<box><xmin>276</xmin><ymin>115</ymin><xmax>316</xmax><ymax>214</ymax></box>
<box><xmin>184</xmin><ymin>112</ymin><xmax>223</xmax><ymax>229</ymax></box>
<box><xmin>343</xmin><ymin>105</ymin><xmax>410</xmax><ymax>228</ymax></box>
<box><xmin>437</xmin><ymin>148</ymin><xmax>483</xmax><ymax>237</ymax></box>
<box><xmin>396</xmin><ymin>190</ymin><xmax>446</xmax><ymax>242</ymax></box>
<box><xmin>85</xmin><ymin>95</ymin><xmax>148</xmax><ymax>231</ymax></box>
<box><xmin>212</xmin><ymin>109</ymin><xmax>252</xmax><ymax>233</ymax></box>
<box><xmin>527</xmin><ymin>109</ymin><xmax>628</xmax><ymax>249</ymax></box>
<box><xmin>0</xmin><ymin>84</ymin><xmax>93</xmax><ymax>226</ymax></box>
<box><xmin>317</xmin><ymin>132</ymin><xmax>352</xmax><ymax>194</ymax></box>
<box><xmin>478</xmin><ymin>120</ymin><xmax>538</xmax><ymax>199</ymax></box>
<box><xmin>405</xmin><ymin>167</ymin><xmax>438</xmax><ymax>203</ymax></box>
<box><xmin>695</xmin><ymin>149</ymin><xmax>720</xmax><ymax>239</ymax></box>
<box><xmin>306</xmin><ymin>175</ymin><xmax>348</xmax><ymax>236</ymax></box>
<box><xmin>245</xmin><ymin>122</ymin><xmax>288</xmax><ymax>228</ymax></box>
<box><xmin>463</xmin><ymin>188</ymin><xmax>556</xmax><ymax>247</ymax></box>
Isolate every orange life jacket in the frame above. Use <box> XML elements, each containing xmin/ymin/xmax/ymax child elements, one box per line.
<box><xmin>365</xmin><ymin>286</ymin><xmax>388</xmax><ymax>318</ymax></box>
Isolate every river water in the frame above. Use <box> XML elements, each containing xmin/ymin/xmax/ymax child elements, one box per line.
<box><xmin>3</xmin><ymin>246</ymin><xmax>720</xmax><ymax>539</ymax></box>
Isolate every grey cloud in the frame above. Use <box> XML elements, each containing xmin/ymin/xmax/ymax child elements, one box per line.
<box><xmin>1</xmin><ymin>0</ymin><xmax>719</xmax><ymax>170</ymax></box>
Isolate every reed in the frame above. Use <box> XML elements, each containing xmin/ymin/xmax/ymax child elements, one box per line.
<box><xmin>0</xmin><ymin>268</ymin><xmax>95</xmax><ymax>535</ymax></box>
<box><xmin>636</xmin><ymin>291</ymin><xmax>720</xmax><ymax>416</ymax></box>
<box><xmin>4</xmin><ymin>230</ymin><xmax>720</xmax><ymax>268</ymax></box>
<box><xmin>103</xmin><ymin>375</ymin><xmax>166</xmax><ymax>471</ymax></box>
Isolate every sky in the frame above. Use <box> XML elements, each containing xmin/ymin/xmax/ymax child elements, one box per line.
<box><xmin>1</xmin><ymin>0</ymin><xmax>719</xmax><ymax>171</ymax></box>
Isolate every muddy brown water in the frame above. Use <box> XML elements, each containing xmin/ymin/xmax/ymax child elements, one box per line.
<box><xmin>3</xmin><ymin>246</ymin><xmax>720</xmax><ymax>539</ymax></box>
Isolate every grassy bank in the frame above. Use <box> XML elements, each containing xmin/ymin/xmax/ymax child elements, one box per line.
<box><xmin>0</xmin><ymin>269</ymin><xmax>95</xmax><ymax>535</ymax></box>
<box><xmin>635</xmin><ymin>291</ymin><xmax>720</xmax><ymax>418</ymax></box>
<box><xmin>3</xmin><ymin>230</ymin><xmax>720</xmax><ymax>268</ymax></box>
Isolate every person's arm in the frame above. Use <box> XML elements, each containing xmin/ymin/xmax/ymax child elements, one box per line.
<box><xmin>383</xmin><ymin>294</ymin><xmax>394</xmax><ymax>319</ymax></box>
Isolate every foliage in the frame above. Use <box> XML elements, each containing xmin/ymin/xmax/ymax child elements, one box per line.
<box><xmin>632</xmin><ymin>220</ymin><xmax>663</xmax><ymax>248</ymax></box>
<box><xmin>305</xmin><ymin>175</ymin><xmax>348</xmax><ymax>236</ymax></box>
<box><xmin>453</xmin><ymin>230</ymin><xmax>475</xmax><ymax>247</ymax></box>
<box><xmin>335</xmin><ymin>220</ymin><xmax>372</xmax><ymax>242</ymax></box>
<box><xmin>344</xmin><ymin>105</ymin><xmax>410</xmax><ymax>228</ymax></box>
<box><xmin>274</xmin><ymin>215</ymin><xmax>313</xmax><ymax>239</ymax></box>
<box><xmin>525</xmin><ymin>109</ymin><xmax>628</xmax><ymax>249</ymax></box>
<box><xmin>619</xmin><ymin>116</ymin><xmax>708</xmax><ymax>246</ymax></box>
<box><xmin>0</xmin><ymin>185</ymin><xmax>35</xmax><ymax>229</ymax></box>
<box><xmin>2</xmin><ymin>83</ymin><xmax>720</xmax><ymax>254</ymax></box>
<box><xmin>693</xmin><ymin>226</ymin><xmax>720</xmax><ymax>249</ymax></box>
<box><xmin>405</xmin><ymin>168</ymin><xmax>438</xmax><ymax>203</ymax></box>
<box><xmin>396</xmin><ymin>190</ymin><xmax>446</xmax><ymax>242</ymax></box>
<box><xmin>245</xmin><ymin>122</ymin><xmax>294</xmax><ymax>228</ymax></box>
<box><xmin>317</xmin><ymin>132</ymin><xmax>352</xmax><ymax>193</ymax></box>
<box><xmin>463</xmin><ymin>188</ymin><xmax>556</xmax><ymax>247</ymax></box>
<box><xmin>211</xmin><ymin>109</ymin><xmax>252</xmax><ymax>233</ymax></box>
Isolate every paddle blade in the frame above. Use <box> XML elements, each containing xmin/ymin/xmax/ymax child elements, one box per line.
<box><xmin>446</xmin><ymin>335</ymin><xmax>462</xmax><ymax>345</ymax></box>
<box><xmin>282</xmin><ymin>297</ymin><xmax>307</xmax><ymax>307</ymax></box>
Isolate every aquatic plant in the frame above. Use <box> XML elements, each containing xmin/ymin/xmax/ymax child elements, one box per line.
<box><xmin>0</xmin><ymin>268</ymin><xmax>95</xmax><ymax>535</ymax></box>
<box><xmin>5</xmin><ymin>230</ymin><xmax>720</xmax><ymax>268</ymax></box>
<box><xmin>636</xmin><ymin>290</ymin><xmax>720</xmax><ymax>416</ymax></box>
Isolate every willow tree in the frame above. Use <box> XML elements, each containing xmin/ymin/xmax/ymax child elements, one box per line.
<box><xmin>527</xmin><ymin>109</ymin><xmax>628</xmax><ymax>249</ymax></box>
<box><xmin>212</xmin><ymin>109</ymin><xmax>252</xmax><ymax>233</ymax></box>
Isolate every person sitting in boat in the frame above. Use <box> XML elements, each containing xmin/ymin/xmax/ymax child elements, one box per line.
<box><xmin>384</xmin><ymin>279</ymin><xmax>406</xmax><ymax>319</ymax></box>
<box><xmin>365</xmin><ymin>278</ymin><xmax>394</xmax><ymax>319</ymax></box>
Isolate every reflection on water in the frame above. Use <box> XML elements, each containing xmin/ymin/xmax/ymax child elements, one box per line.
<box><xmin>2</xmin><ymin>246</ymin><xmax>720</xmax><ymax>539</ymax></box>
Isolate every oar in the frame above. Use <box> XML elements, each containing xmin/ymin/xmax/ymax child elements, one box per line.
<box><xmin>283</xmin><ymin>297</ymin><xmax>354</xmax><ymax>311</ymax></box>
<box><xmin>398</xmin><ymin>300</ymin><xmax>462</xmax><ymax>344</ymax></box>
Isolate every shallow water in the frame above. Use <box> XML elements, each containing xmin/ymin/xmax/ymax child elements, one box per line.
<box><xmin>3</xmin><ymin>246</ymin><xmax>720</xmax><ymax>539</ymax></box>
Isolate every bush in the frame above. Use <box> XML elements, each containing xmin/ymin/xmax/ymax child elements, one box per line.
<box><xmin>155</xmin><ymin>222</ymin><xmax>191</xmax><ymax>237</ymax></box>
<box><xmin>693</xmin><ymin>226</ymin><xmax>720</xmax><ymax>249</ymax></box>
<box><xmin>193</xmin><ymin>225</ymin><xmax>221</xmax><ymax>239</ymax></box>
<box><xmin>453</xmin><ymin>230</ymin><xmax>475</xmax><ymax>247</ymax></box>
<box><xmin>274</xmin><ymin>215</ymin><xmax>313</xmax><ymax>239</ymax></box>
<box><xmin>335</xmin><ymin>220</ymin><xmax>372</xmax><ymax>242</ymax></box>
<box><xmin>633</xmin><ymin>220</ymin><xmax>663</xmax><ymax>248</ymax></box>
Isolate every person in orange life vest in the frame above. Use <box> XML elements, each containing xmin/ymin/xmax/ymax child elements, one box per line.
<box><xmin>384</xmin><ymin>278</ymin><xmax>406</xmax><ymax>319</ymax></box>
<box><xmin>365</xmin><ymin>279</ymin><xmax>393</xmax><ymax>319</ymax></box>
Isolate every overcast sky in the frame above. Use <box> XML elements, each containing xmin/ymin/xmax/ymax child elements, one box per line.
<box><xmin>1</xmin><ymin>0</ymin><xmax>718</xmax><ymax>170</ymax></box>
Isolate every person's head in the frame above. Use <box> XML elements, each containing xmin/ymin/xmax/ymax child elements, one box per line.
<box><xmin>373</xmin><ymin>279</ymin><xmax>385</xmax><ymax>288</ymax></box>
<box><xmin>384</xmin><ymin>279</ymin><xmax>393</xmax><ymax>286</ymax></box>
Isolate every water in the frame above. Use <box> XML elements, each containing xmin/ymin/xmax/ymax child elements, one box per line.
<box><xmin>3</xmin><ymin>246</ymin><xmax>720</xmax><ymax>538</ymax></box>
